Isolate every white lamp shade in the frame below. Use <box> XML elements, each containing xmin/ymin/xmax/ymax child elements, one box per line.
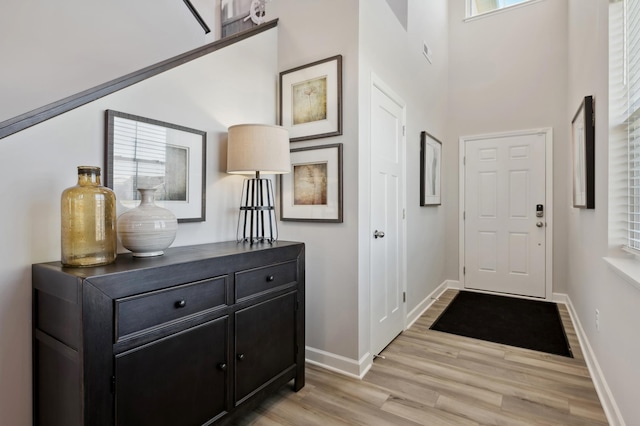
<box><xmin>227</xmin><ymin>124</ymin><xmax>291</xmax><ymax>174</ymax></box>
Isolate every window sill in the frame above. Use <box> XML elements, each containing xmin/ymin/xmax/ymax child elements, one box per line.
<box><xmin>603</xmin><ymin>256</ymin><xmax>640</xmax><ymax>292</ymax></box>
<box><xmin>464</xmin><ymin>0</ymin><xmax>545</xmax><ymax>23</ymax></box>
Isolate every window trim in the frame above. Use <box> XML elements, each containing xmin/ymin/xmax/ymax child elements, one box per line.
<box><xmin>464</xmin><ymin>0</ymin><xmax>545</xmax><ymax>22</ymax></box>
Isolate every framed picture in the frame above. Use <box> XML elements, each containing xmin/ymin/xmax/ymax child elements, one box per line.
<box><xmin>279</xmin><ymin>55</ymin><xmax>343</xmax><ymax>142</ymax></box>
<box><xmin>420</xmin><ymin>131</ymin><xmax>442</xmax><ymax>206</ymax></box>
<box><xmin>571</xmin><ymin>95</ymin><xmax>595</xmax><ymax>209</ymax></box>
<box><xmin>105</xmin><ymin>110</ymin><xmax>207</xmax><ymax>222</ymax></box>
<box><xmin>280</xmin><ymin>143</ymin><xmax>343</xmax><ymax>222</ymax></box>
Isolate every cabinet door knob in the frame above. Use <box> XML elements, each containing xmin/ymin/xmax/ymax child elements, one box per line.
<box><xmin>237</xmin><ymin>353</ymin><xmax>245</xmax><ymax>361</ymax></box>
<box><xmin>266</xmin><ymin>275</ymin><xmax>275</xmax><ymax>282</ymax></box>
<box><xmin>217</xmin><ymin>363</ymin><xmax>227</xmax><ymax>371</ymax></box>
<box><xmin>175</xmin><ymin>300</ymin><xmax>187</xmax><ymax>308</ymax></box>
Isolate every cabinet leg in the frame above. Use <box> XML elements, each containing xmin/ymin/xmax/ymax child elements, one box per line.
<box><xmin>293</xmin><ymin>367</ymin><xmax>305</xmax><ymax>391</ymax></box>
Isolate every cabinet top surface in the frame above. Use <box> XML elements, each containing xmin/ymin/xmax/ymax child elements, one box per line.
<box><xmin>33</xmin><ymin>240</ymin><xmax>304</xmax><ymax>279</ymax></box>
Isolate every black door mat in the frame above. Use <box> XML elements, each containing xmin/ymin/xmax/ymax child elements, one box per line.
<box><xmin>430</xmin><ymin>291</ymin><xmax>573</xmax><ymax>357</ymax></box>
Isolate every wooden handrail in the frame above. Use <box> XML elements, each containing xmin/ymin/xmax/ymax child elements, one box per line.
<box><xmin>0</xmin><ymin>19</ymin><xmax>277</xmax><ymax>141</ymax></box>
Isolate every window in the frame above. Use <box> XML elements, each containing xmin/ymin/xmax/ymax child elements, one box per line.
<box><xmin>626</xmin><ymin>0</ymin><xmax>640</xmax><ymax>251</ymax></box>
<box><xmin>467</xmin><ymin>0</ymin><xmax>540</xmax><ymax>18</ymax></box>
<box><xmin>623</xmin><ymin>0</ymin><xmax>640</xmax><ymax>250</ymax></box>
<box><xmin>610</xmin><ymin>0</ymin><xmax>640</xmax><ymax>252</ymax></box>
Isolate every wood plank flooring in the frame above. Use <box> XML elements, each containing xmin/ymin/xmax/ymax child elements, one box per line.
<box><xmin>230</xmin><ymin>289</ymin><xmax>608</xmax><ymax>425</ymax></box>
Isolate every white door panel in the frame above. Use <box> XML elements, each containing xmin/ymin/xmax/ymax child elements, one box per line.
<box><xmin>370</xmin><ymin>83</ymin><xmax>405</xmax><ymax>356</ymax></box>
<box><xmin>464</xmin><ymin>133</ymin><xmax>546</xmax><ymax>298</ymax></box>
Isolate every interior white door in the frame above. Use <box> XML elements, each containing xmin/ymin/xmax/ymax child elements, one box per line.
<box><xmin>463</xmin><ymin>132</ymin><xmax>546</xmax><ymax>298</ymax></box>
<box><xmin>370</xmin><ymin>83</ymin><xmax>405</xmax><ymax>356</ymax></box>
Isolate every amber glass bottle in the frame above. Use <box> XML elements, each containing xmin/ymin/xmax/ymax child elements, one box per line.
<box><xmin>61</xmin><ymin>166</ymin><xmax>117</xmax><ymax>267</ymax></box>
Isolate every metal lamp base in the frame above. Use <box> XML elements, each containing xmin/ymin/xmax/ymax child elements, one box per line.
<box><xmin>236</xmin><ymin>177</ymin><xmax>277</xmax><ymax>244</ymax></box>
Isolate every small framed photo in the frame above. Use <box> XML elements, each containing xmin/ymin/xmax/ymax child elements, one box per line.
<box><xmin>280</xmin><ymin>143</ymin><xmax>343</xmax><ymax>222</ymax></box>
<box><xmin>571</xmin><ymin>95</ymin><xmax>595</xmax><ymax>209</ymax></box>
<box><xmin>279</xmin><ymin>55</ymin><xmax>343</xmax><ymax>142</ymax></box>
<box><xmin>420</xmin><ymin>131</ymin><xmax>442</xmax><ymax>206</ymax></box>
<box><xmin>105</xmin><ymin>110</ymin><xmax>207</xmax><ymax>222</ymax></box>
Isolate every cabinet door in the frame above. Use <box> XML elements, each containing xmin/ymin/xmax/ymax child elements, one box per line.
<box><xmin>235</xmin><ymin>292</ymin><xmax>296</xmax><ymax>404</ymax></box>
<box><xmin>115</xmin><ymin>317</ymin><xmax>229</xmax><ymax>426</ymax></box>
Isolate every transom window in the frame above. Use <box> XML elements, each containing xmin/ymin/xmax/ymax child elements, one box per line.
<box><xmin>467</xmin><ymin>0</ymin><xmax>540</xmax><ymax>18</ymax></box>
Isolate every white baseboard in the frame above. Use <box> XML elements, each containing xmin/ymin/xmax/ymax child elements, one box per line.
<box><xmin>559</xmin><ymin>293</ymin><xmax>625</xmax><ymax>426</ymax></box>
<box><xmin>406</xmin><ymin>280</ymin><xmax>455</xmax><ymax>328</ymax></box>
<box><xmin>551</xmin><ymin>292</ymin><xmax>568</xmax><ymax>304</ymax></box>
<box><xmin>304</xmin><ymin>280</ymin><xmax>459</xmax><ymax>380</ymax></box>
<box><xmin>446</xmin><ymin>279</ymin><xmax>461</xmax><ymax>289</ymax></box>
<box><xmin>305</xmin><ymin>346</ymin><xmax>371</xmax><ymax>379</ymax></box>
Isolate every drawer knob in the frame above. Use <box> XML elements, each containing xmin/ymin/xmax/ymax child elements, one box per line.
<box><xmin>266</xmin><ymin>275</ymin><xmax>275</xmax><ymax>282</ymax></box>
<box><xmin>175</xmin><ymin>300</ymin><xmax>187</xmax><ymax>308</ymax></box>
<box><xmin>217</xmin><ymin>363</ymin><xmax>227</xmax><ymax>371</ymax></box>
<box><xmin>237</xmin><ymin>353</ymin><xmax>245</xmax><ymax>361</ymax></box>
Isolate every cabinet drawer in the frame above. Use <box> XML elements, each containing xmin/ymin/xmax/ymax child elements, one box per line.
<box><xmin>235</xmin><ymin>261</ymin><xmax>297</xmax><ymax>301</ymax></box>
<box><xmin>115</xmin><ymin>276</ymin><xmax>228</xmax><ymax>341</ymax></box>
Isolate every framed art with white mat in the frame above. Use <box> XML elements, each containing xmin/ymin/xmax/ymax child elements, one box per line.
<box><xmin>279</xmin><ymin>55</ymin><xmax>342</xmax><ymax>142</ymax></box>
<box><xmin>280</xmin><ymin>143</ymin><xmax>343</xmax><ymax>222</ymax></box>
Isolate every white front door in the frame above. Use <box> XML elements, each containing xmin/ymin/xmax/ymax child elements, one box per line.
<box><xmin>370</xmin><ymin>81</ymin><xmax>405</xmax><ymax>356</ymax></box>
<box><xmin>462</xmin><ymin>131</ymin><xmax>548</xmax><ymax>298</ymax></box>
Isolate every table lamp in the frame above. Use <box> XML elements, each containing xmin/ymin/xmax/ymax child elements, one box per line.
<box><xmin>227</xmin><ymin>124</ymin><xmax>290</xmax><ymax>244</ymax></box>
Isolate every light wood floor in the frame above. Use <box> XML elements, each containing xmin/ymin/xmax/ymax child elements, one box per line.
<box><xmin>231</xmin><ymin>289</ymin><xmax>608</xmax><ymax>425</ymax></box>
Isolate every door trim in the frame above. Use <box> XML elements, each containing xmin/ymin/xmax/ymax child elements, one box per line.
<box><xmin>458</xmin><ymin>128</ymin><xmax>554</xmax><ymax>300</ymax></box>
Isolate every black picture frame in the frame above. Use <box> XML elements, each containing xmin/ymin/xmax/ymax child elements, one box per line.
<box><xmin>280</xmin><ymin>143</ymin><xmax>343</xmax><ymax>222</ymax></box>
<box><xmin>420</xmin><ymin>131</ymin><xmax>442</xmax><ymax>206</ymax></box>
<box><xmin>571</xmin><ymin>95</ymin><xmax>595</xmax><ymax>209</ymax></box>
<box><xmin>279</xmin><ymin>55</ymin><xmax>343</xmax><ymax>142</ymax></box>
<box><xmin>105</xmin><ymin>109</ymin><xmax>207</xmax><ymax>222</ymax></box>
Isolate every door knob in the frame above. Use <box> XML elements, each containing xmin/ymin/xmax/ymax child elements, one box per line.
<box><xmin>536</xmin><ymin>222</ymin><xmax>544</xmax><ymax>228</ymax></box>
<box><xmin>374</xmin><ymin>230</ymin><xmax>385</xmax><ymax>239</ymax></box>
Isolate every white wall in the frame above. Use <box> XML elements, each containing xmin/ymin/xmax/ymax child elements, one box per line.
<box><xmin>268</xmin><ymin>0</ymin><xmax>450</xmax><ymax>376</ymax></box>
<box><xmin>0</xmin><ymin>29</ymin><xmax>278</xmax><ymax>426</ymax></box>
<box><xmin>447</xmin><ymin>0</ymin><xmax>569</xmax><ymax>293</ymax></box>
<box><xmin>267</xmin><ymin>0</ymin><xmax>362</xmax><ymax>371</ymax></box>
<box><xmin>567</xmin><ymin>0</ymin><xmax>639</xmax><ymax>424</ymax></box>
<box><xmin>0</xmin><ymin>0</ymin><xmax>214</xmax><ymax>122</ymax></box>
<box><xmin>359</xmin><ymin>0</ymin><xmax>450</xmax><ymax>364</ymax></box>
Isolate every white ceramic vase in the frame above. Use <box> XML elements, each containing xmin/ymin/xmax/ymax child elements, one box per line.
<box><xmin>117</xmin><ymin>187</ymin><xmax>178</xmax><ymax>257</ymax></box>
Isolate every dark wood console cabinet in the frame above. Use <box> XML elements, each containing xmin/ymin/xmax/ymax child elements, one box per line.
<box><xmin>32</xmin><ymin>241</ymin><xmax>305</xmax><ymax>426</ymax></box>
